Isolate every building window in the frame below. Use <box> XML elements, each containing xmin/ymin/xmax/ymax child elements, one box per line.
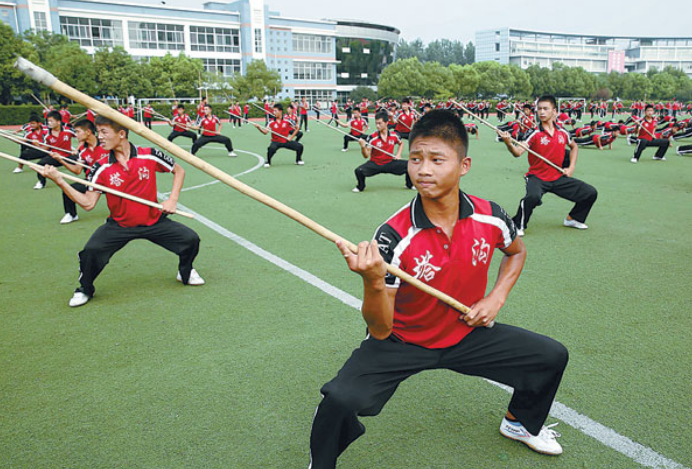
<box><xmin>34</xmin><ymin>12</ymin><xmax>47</xmax><ymax>31</ymax></box>
<box><xmin>254</xmin><ymin>28</ymin><xmax>263</xmax><ymax>53</ymax></box>
<box><xmin>293</xmin><ymin>62</ymin><xmax>334</xmax><ymax>81</ymax></box>
<box><xmin>128</xmin><ymin>22</ymin><xmax>184</xmax><ymax>50</ymax></box>
<box><xmin>360</xmin><ymin>72</ymin><xmax>368</xmax><ymax>78</ymax></box>
<box><xmin>60</xmin><ymin>16</ymin><xmax>123</xmax><ymax>47</ymax></box>
<box><xmin>202</xmin><ymin>58</ymin><xmax>241</xmax><ymax>77</ymax></box>
<box><xmin>294</xmin><ymin>89</ymin><xmax>334</xmax><ymax>103</ymax></box>
<box><xmin>191</xmin><ymin>26</ymin><xmax>240</xmax><ymax>53</ymax></box>
<box><xmin>495</xmin><ymin>43</ymin><xmax>500</xmax><ymax>52</ymax></box>
<box><xmin>292</xmin><ymin>33</ymin><xmax>332</xmax><ymax>54</ymax></box>
<box><xmin>342</xmin><ymin>47</ymin><xmax>350</xmax><ymax>53</ymax></box>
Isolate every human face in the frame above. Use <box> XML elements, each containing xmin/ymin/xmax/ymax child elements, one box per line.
<box><xmin>96</xmin><ymin>124</ymin><xmax>125</xmax><ymax>151</ymax></box>
<box><xmin>74</xmin><ymin>126</ymin><xmax>89</xmax><ymax>143</ymax></box>
<box><xmin>536</xmin><ymin>101</ymin><xmax>557</xmax><ymax>124</ymax></box>
<box><xmin>375</xmin><ymin>118</ymin><xmax>388</xmax><ymax>133</ymax></box>
<box><xmin>645</xmin><ymin>108</ymin><xmax>654</xmax><ymax>118</ymax></box>
<box><xmin>273</xmin><ymin>108</ymin><xmax>283</xmax><ymax>119</ymax></box>
<box><xmin>408</xmin><ymin>136</ymin><xmax>470</xmax><ymax>200</ymax></box>
<box><xmin>47</xmin><ymin>117</ymin><xmax>61</xmax><ymax>131</ymax></box>
<box><xmin>205</xmin><ymin>106</ymin><xmax>212</xmax><ymax>117</ymax></box>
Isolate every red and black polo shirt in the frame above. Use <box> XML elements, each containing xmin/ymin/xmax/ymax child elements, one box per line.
<box><xmin>199</xmin><ymin>115</ymin><xmax>221</xmax><ymax>136</ymax></box>
<box><xmin>88</xmin><ymin>143</ymin><xmax>175</xmax><ymax>228</ymax></box>
<box><xmin>45</xmin><ymin>129</ymin><xmax>75</xmax><ymax>157</ymax></box>
<box><xmin>77</xmin><ymin>143</ymin><xmax>108</xmax><ymax>176</ymax></box>
<box><xmin>366</xmin><ymin>130</ymin><xmax>401</xmax><ymax>165</ymax></box>
<box><xmin>171</xmin><ymin>114</ymin><xmax>192</xmax><ymax>132</ymax></box>
<box><xmin>268</xmin><ymin>118</ymin><xmax>293</xmax><ymax>143</ymax></box>
<box><xmin>348</xmin><ymin>118</ymin><xmax>367</xmax><ymax>137</ymax></box>
<box><xmin>374</xmin><ymin>191</ymin><xmax>517</xmax><ymax>349</ymax></box>
<box><xmin>637</xmin><ymin>118</ymin><xmax>657</xmax><ymax>141</ymax></box>
<box><xmin>24</xmin><ymin>125</ymin><xmax>48</xmax><ymax>143</ymax></box>
<box><xmin>394</xmin><ymin>111</ymin><xmax>415</xmax><ymax>133</ymax></box>
<box><xmin>523</xmin><ymin>123</ymin><xmax>571</xmax><ymax>182</ymax></box>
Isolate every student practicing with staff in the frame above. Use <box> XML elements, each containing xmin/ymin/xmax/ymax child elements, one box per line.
<box><xmin>190</xmin><ymin>103</ymin><xmax>237</xmax><ymax>157</ymax></box>
<box><xmin>499</xmin><ymin>95</ymin><xmax>598</xmax><ymax>236</ymax></box>
<box><xmin>631</xmin><ymin>104</ymin><xmax>671</xmax><ymax>163</ymax></box>
<box><xmin>308</xmin><ymin>110</ymin><xmax>568</xmax><ymax>469</ymax></box>
<box><xmin>166</xmin><ymin>104</ymin><xmax>198</xmax><ymax>145</ymax></box>
<box><xmin>252</xmin><ymin>103</ymin><xmax>304</xmax><ymax>168</ymax></box>
<box><xmin>353</xmin><ymin>110</ymin><xmax>412</xmax><ymax>193</ymax></box>
<box><xmin>336</xmin><ymin>107</ymin><xmax>368</xmax><ymax>151</ymax></box>
<box><xmin>33</xmin><ymin>110</ymin><xmax>76</xmax><ymax>190</ymax></box>
<box><xmin>11</xmin><ymin>114</ymin><xmax>47</xmax><ymax>173</ymax></box>
<box><xmin>40</xmin><ymin>115</ymin><xmax>204</xmax><ymax>308</ymax></box>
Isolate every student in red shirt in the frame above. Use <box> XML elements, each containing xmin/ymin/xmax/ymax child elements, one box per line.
<box><xmin>299</xmin><ymin>97</ymin><xmax>310</xmax><ymax>132</ymax></box>
<box><xmin>252</xmin><ymin>103</ymin><xmax>304</xmax><ymax>167</ymax></box>
<box><xmin>190</xmin><ymin>103</ymin><xmax>236</xmax><ymax>157</ymax></box>
<box><xmin>336</xmin><ymin>107</ymin><xmax>367</xmax><ymax>151</ymax></box>
<box><xmin>353</xmin><ymin>110</ymin><xmax>412</xmax><ymax>193</ymax></box>
<box><xmin>13</xmin><ymin>114</ymin><xmax>47</xmax><ymax>173</ymax></box>
<box><xmin>166</xmin><ymin>104</ymin><xmax>198</xmax><ymax>144</ymax></box>
<box><xmin>309</xmin><ymin>111</ymin><xmax>568</xmax><ymax>468</ymax></box>
<box><xmin>499</xmin><ymin>95</ymin><xmax>598</xmax><ymax>236</ymax></box>
<box><xmin>58</xmin><ymin>119</ymin><xmax>109</xmax><ymax>224</ymax></box>
<box><xmin>392</xmin><ymin>98</ymin><xmax>416</xmax><ymax>140</ymax></box>
<box><xmin>33</xmin><ymin>110</ymin><xmax>75</xmax><ymax>190</ymax></box>
<box><xmin>40</xmin><ymin>115</ymin><xmax>204</xmax><ymax>307</ymax></box>
<box><xmin>631</xmin><ymin>104</ymin><xmax>670</xmax><ymax>163</ymax></box>
<box><xmin>143</xmin><ymin>103</ymin><xmax>153</xmax><ymax>129</ymax></box>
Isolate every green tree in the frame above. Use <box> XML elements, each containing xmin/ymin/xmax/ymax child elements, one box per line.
<box><xmin>421</xmin><ymin>61</ymin><xmax>454</xmax><ymax>98</ymax></box>
<box><xmin>377</xmin><ymin>57</ymin><xmax>427</xmax><ymax>99</ymax></box>
<box><xmin>506</xmin><ymin>65</ymin><xmax>532</xmax><ymax>98</ymax></box>
<box><xmin>449</xmin><ymin>64</ymin><xmax>480</xmax><ymax>97</ymax></box>
<box><xmin>472</xmin><ymin>61</ymin><xmax>514</xmax><ymax>98</ymax></box>
<box><xmin>228</xmin><ymin>60</ymin><xmax>281</xmax><ymax>100</ymax></box>
<box><xmin>0</xmin><ymin>23</ymin><xmax>39</xmax><ymax>104</ymax></box>
<box><xmin>463</xmin><ymin>42</ymin><xmax>475</xmax><ymax>65</ymax></box>
<box><xmin>651</xmin><ymin>73</ymin><xmax>676</xmax><ymax>100</ymax></box>
<box><xmin>351</xmin><ymin>86</ymin><xmax>377</xmax><ymax>102</ymax></box>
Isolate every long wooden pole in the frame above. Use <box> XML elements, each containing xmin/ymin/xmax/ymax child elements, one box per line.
<box><xmin>0</xmin><ymin>151</ymin><xmax>194</xmax><ymax>219</ymax></box>
<box><xmin>452</xmin><ymin>100</ymin><xmax>565</xmax><ymax>175</ymax></box>
<box><xmin>0</xmin><ymin>130</ymin><xmax>89</xmax><ymax>170</ymax></box>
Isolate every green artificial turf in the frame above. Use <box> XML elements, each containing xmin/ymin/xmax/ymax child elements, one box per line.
<box><xmin>0</xmin><ymin>117</ymin><xmax>690</xmax><ymax>469</ymax></box>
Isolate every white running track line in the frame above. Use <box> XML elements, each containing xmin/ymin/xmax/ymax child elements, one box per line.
<box><xmin>157</xmin><ymin>204</ymin><xmax>689</xmax><ymax>469</ymax></box>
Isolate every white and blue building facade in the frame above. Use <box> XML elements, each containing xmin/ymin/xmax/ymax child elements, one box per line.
<box><xmin>1</xmin><ymin>0</ymin><xmax>400</xmax><ymax>100</ymax></box>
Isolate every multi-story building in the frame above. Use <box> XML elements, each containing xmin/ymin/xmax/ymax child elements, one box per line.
<box><xmin>0</xmin><ymin>0</ymin><xmax>400</xmax><ymax>100</ymax></box>
<box><xmin>476</xmin><ymin>28</ymin><xmax>692</xmax><ymax>77</ymax></box>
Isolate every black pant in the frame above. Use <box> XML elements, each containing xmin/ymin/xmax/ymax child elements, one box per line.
<box><xmin>633</xmin><ymin>138</ymin><xmax>669</xmax><ymax>161</ymax></box>
<box><xmin>167</xmin><ymin>130</ymin><xmax>197</xmax><ymax>144</ymax></box>
<box><xmin>343</xmin><ymin>134</ymin><xmax>362</xmax><ymax>149</ymax></box>
<box><xmin>677</xmin><ymin>144</ymin><xmax>692</xmax><ymax>156</ymax></box>
<box><xmin>77</xmin><ymin>216</ymin><xmax>200</xmax><ymax>297</ymax></box>
<box><xmin>191</xmin><ymin>135</ymin><xmax>234</xmax><ymax>155</ymax></box>
<box><xmin>63</xmin><ymin>182</ymin><xmax>88</xmax><ymax>217</ymax></box>
<box><xmin>36</xmin><ymin>155</ymin><xmax>63</xmax><ymax>185</ymax></box>
<box><xmin>309</xmin><ymin>324</ymin><xmax>568</xmax><ymax>469</ymax></box>
<box><xmin>144</xmin><ymin>117</ymin><xmax>152</xmax><ymax>129</ymax></box>
<box><xmin>513</xmin><ymin>175</ymin><xmax>598</xmax><ymax>229</ymax></box>
<box><xmin>300</xmin><ymin>114</ymin><xmax>308</xmax><ymax>131</ymax></box>
<box><xmin>354</xmin><ymin>160</ymin><xmax>412</xmax><ymax>191</ymax></box>
<box><xmin>267</xmin><ymin>141</ymin><xmax>304</xmax><ymax>164</ymax></box>
<box><xmin>20</xmin><ymin>146</ymin><xmax>44</xmax><ymax>162</ymax></box>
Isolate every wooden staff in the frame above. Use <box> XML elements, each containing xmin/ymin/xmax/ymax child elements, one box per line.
<box><xmin>452</xmin><ymin>100</ymin><xmax>565</xmax><ymax>175</ymax></box>
<box><xmin>231</xmin><ymin>111</ymin><xmax>298</xmax><ymax>141</ymax></box>
<box><xmin>310</xmin><ymin>116</ymin><xmax>403</xmax><ymax>160</ymax></box>
<box><xmin>631</xmin><ymin>117</ymin><xmax>657</xmax><ymax>140</ymax></box>
<box><xmin>0</xmin><ymin>150</ymin><xmax>194</xmax><ymax>219</ymax></box>
<box><xmin>134</xmin><ymin>105</ymin><xmax>167</xmax><ymax>122</ymax></box>
<box><xmin>0</xmin><ymin>130</ymin><xmax>89</xmax><ymax>170</ymax></box>
<box><xmin>31</xmin><ymin>93</ymin><xmax>48</xmax><ymax>110</ymax></box>
<box><xmin>14</xmin><ymin>57</ymin><xmax>496</xmax><ymax>326</ymax></box>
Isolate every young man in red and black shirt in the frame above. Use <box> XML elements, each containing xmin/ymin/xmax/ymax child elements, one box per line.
<box><xmin>13</xmin><ymin>114</ymin><xmax>47</xmax><ymax>173</ymax></box>
<box><xmin>252</xmin><ymin>103</ymin><xmax>304</xmax><ymax>167</ymax></box>
<box><xmin>33</xmin><ymin>110</ymin><xmax>76</xmax><ymax>190</ymax></box>
<box><xmin>500</xmin><ymin>95</ymin><xmax>598</xmax><ymax>236</ymax></box>
<box><xmin>574</xmin><ymin>128</ymin><xmax>620</xmax><ymax>150</ymax></box>
<box><xmin>299</xmin><ymin>97</ymin><xmax>310</xmax><ymax>132</ymax></box>
<box><xmin>57</xmin><ymin>119</ymin><xmax>109</xmax><ymax>225</ymax></box>
<box><xmin>167</xmin><ymin>104</ymin><xmax>197</xmax><ymax>144</ymax></box>
<box><xmin>41</xmin><ymin>115</ymin><xmax>203</xmax><ymax>307</ymax></box>
<box><xmin>336</xmin><ymin>107</ymin><xmax>367</xmax><ymax>151</ymax></box>
<box><xmin>309</xmin><ymin>110</ymin><xmax>568</xmax><ymax>468</ymax></box>
<box><xmin>631</xmin><ymin>104</ymin><xmax>670</xmax><ymax>163</ymax></box>
<box><xmin>392</xmin><ymin>98</ymin><xmax>416</xmax><ymax>140</ymax></box>
<box><xmin>190</xmin><ymin>103</ymin><xmax>236</xmax><ymax>157</ymax></box>
<box><xmin>143</xmin><ymin>103</ymin><xmax>154</xmax><ymax>129</ymax></box>
<box><xmin>353</xmin><ymin>110</ymin><xmax>412</xmax><ymax>193</ymax></box>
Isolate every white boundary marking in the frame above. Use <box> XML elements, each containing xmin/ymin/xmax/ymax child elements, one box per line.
<box><xmin>155</xmin><ymin>200</ymin><xmax>689</xmax><ymax>469</ymax></box>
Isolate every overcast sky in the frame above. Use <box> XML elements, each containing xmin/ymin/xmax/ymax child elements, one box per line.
<box><xmin>162</xmin><ymin>0</ymin><xmax>691</xmax><ymax>44</ymax></box>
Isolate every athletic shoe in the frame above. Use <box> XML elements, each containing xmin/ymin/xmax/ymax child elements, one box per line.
<box><xmin>263</xmin><ymin>163</ymin><xmax>271</xmax><ymax>168</ymax></box>
<box><xmin>228</xmin><ymin>151</ymin><xmax>237</xmax><ymax>157</ymax></box>
<box><xmin>13</xmin><ymin>167</ymin><xmax>23</xmax><ymax>173</ymax></box>
<box><xmin>341</xmin><ymin>148</ymin><xmax>348</xmax><ymax>152</ymax></box>
<box><xmin>499</xmin><ymin>418</ymin><xmax>562</xmax><ymax>455</ymax></box>
<box><xmin>352</xmin><ymin>187</ymin><xmax>361</xmax><ymax>193</ymax></box>
<box><xmin>177</xmin><ymin>268</ymin><xmax>205</xmax><ymax>286</ymax></box>
<box><xmin>630</xmin><ymin>157</ymin><xmax>638</xmax><ymax>163</ymax></box>
<box><xmin>517</xmin><ymin>228</ymin><xmax>525</xmax><ymax>237</ymax></box>
<box><xmin>69</xmin><ymin>290</ymin><xmax>91</xmax><ymax>307</ymax></box>
<box><xmin>60</xmin><ymin>214</ymin><xmax>79</xmax><ymax>224</ymax></box>
<box><xmin>563</xmin><ymin>218</ymin><xmax>588</xmax><ymax>230</ymax></box>
<box><xmin>296</xmin><ymin>161</ymin><xmax>305</xmax><ymax>165</ymax></box>
<box><xmin>652</xmin><ymin>156</ymin><xmax>666</xmax><ymax>161</ymax></box>
<box><xmin>33</xmin><ymin>181</ymin><xmax>44</xmax><ymax>190</ymax></box>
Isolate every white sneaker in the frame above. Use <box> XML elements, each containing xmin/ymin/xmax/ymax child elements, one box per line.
<box><xmin>177</xmin><ymin>268</ymin><xmax>205</xmax><ymax>286</ymax></box>
<box><xmin>296</xmin><ymin>160</ymin><xmax>304</xmax><ymax>165</ymax></box>
<box><xmin>517</xmin><ymin>228</ymin><xmax>525</xmax><ymax>237</ymax></box>
<box><xmin>60</xmin><ymin>214</ymin><xmax>79</xmax><ymax>224</ymax></box>
<box><xmin>341</xmin><ymin>148</ymin><xmax>348</xmax><ymax>152</ymax></box>
<box><xmin>630</xmin><ymin>157</ymin><xmax>638</xmax><ymax>163</ymax></box>
<box><xmin>563</xmin><ymin>218</ymin><xmax>588</xmax><ymax>230</ymax></box>
<box><xmin>352</xmin><ymin>187</ymin><xmax>361</xmax><ymax>193</ymax></box>
<box><xmin>263</xmin><ymin>163</ymin><xmax>271</xmax><ymax>168</ymax></box>
<box><xmin>229</xmin><ymin>151</ymin><xmax>237</xmax><ymax>157</ymax></box>
<box><xmin>13</xmin><ymin>167</ymin><xmax>23</xmax><ymax>173</ymax></box>
<box><xmin>33</xmin><ymin>181</ymin><xmax>44</xmax><ymax>190</ymax></box>
<box><xmin>499</xmin><ymin>418</ymin><xmax>562</xmax><ymax>455</ymax></box>
<box><xmin>69</xmin><ymin>291</ymin><xmax>91</xmax><ymax>307</ymax></box>
<box><xmin>652</xmin><ymin>156</ymin><xmax>666</xmax><ymax>161</ymax></box>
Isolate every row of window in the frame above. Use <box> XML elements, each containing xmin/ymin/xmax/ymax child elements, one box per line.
<box><xmin>202</xmin><ymin>58</ymin><xmax>241</xmax><ymax>77</ymax></box>
<box><xmin>294</xmin><ymin>90</ymin><xmax>335</xmax><ymax>103</ymax></box>
<box><xmin>293</xmin><ymin>62</ymin><xmax>333</xmax><ymax>81</ymax></box>
<box><xmin>292</xmin><ymin>33</ymin><xmax>331</xmax><ymax>54</ymax></box>
<box><xmin>59</xmin><ymin>16</ymin><xmax>241</xmax><ymax>53</ymax></box>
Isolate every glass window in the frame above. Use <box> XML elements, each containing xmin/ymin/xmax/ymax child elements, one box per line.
<box><xmin>202</xmin><ymin>58</ymin><xmax>241</xmax><ymax>77</ymax></box>
<box><xmin>293</xmin><ymin>62</ymin><xmax>334</xmax><ymax>81</ymax></box>
<box><xmin>128</xmin><ymin>22</ymin><xmax>184</xmax><ymax>50</ymax></box>
<box><xmin>292</xmin><ymin>33</ymin><xmax>332</xmax><ymax>54</ymax></box>
<box><xmin>34</xmin><ymin>12</ymin><xmax>47</xmax><ymax>31</ymax></box>
<box><xmin>190</xmin><ymin>26</ymin><xmax>240</xmax><ymax>53</ymax></box>
<box><xmin>254</xmin><ymin>28</ymin><xmax>263</xmax><ymax>53</ymax></box>
<box><xmin>60</xmin><ymin>16</ymin><xmax>123</xmax><ymax>47</ymax></box>
<box><xmin>294</xmin><ymin>89</ymin><xmax>334</xmax><ymax>103</ymax></box>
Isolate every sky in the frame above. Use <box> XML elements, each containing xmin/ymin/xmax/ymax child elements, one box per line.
<box><xmin>160</xmin><ymin>0</ymin><xmax>691</xmax><ymax>44</ymax></box>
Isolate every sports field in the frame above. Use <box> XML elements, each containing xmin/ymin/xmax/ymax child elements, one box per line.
<box><xmin>1</xmin><ymin>116</ymin><xmax>691</xmax><ymax>469</ymax></box>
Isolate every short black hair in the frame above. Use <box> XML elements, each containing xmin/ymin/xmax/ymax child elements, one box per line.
<box><xmin>204</xmin><ymin>103</ymin><xmax>212</xmax><ymax>109</ymax></box>
<box><xmin>73</xmin><ymin>119</ymin><xmax>96</xmax><ymax>134</ymax></box>
<box><xmin>523</xmin><ymin>103</ymin><xmax>533</xmax><ymax>110</ymax></box>
<box><xmin>401</xmin><ymin>98</ymin><xmax>411</xmax><ymax>105</ymax></box>
<box><xmin>177</xmin><ymin>104</ymin><xmax>185</xmax><ymax>110</ymax></box>
<box><xmin>28</xmin><ymin>114</ymin><xmax>41</xmax><ymax>123</ymax></box>
<box><xmin>95</xmin><ymin>115</ymin><xmax>129</xmax><ymax>137</ymax></box>
<box><xmin>273</xmin><ymin>103</ymin><xmax>284</xmax><ymax>112</ymax></box>
<box><xmin>645</xmin><ymin>104</ymin><xmax>654</xmax><ymax>111</ymax></box>
<box><xmin>375</xmin><ymin>110</ymin><xmax>389</xmax><ymax>122</ymax></box>
<box><xmin>46</xmin><ymin>110</ymin><xmax>62</xmax><ymax>122</ymax></box>
<box><xmin>537</xmin><ymin>95</ymin><xmax>557</xmax><ymax>109</ymax></box>
<box><xmin>409</xmin><ymin>110</ymin><xmax>468</xmax><ymax>160</ymax></box>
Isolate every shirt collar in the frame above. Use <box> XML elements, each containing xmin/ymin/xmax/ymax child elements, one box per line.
<box><xmin>410</xmin><ymin>190</ymin><xmax>475</xmax><ymax>229</ymax></box>
<box><xmin>109</xmin><ymin>143</ymin><xmax>138</xmax><ymax>164</ymax></box>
